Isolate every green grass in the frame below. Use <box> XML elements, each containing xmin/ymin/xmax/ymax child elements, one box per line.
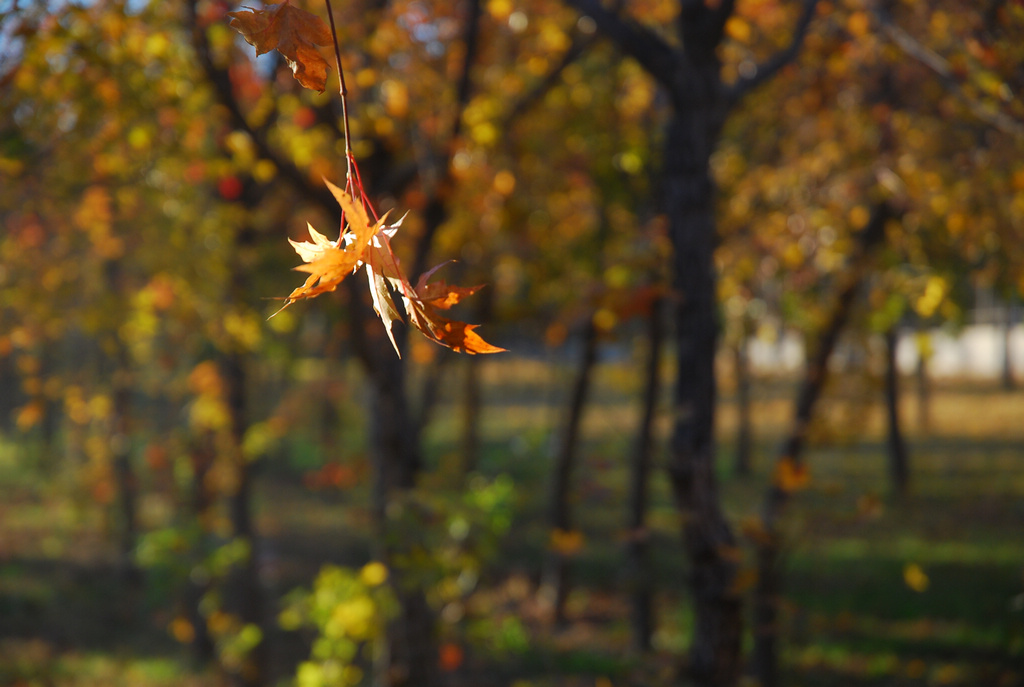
<box><xmin>0</xmin><ymin>359</ymin><xmax>1022</xmax><ymax>685</ymax></box>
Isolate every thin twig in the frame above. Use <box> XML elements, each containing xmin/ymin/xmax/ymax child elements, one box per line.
<box><xmin>725</xmin><ymin>0</ymin><xmax>820</xmax><ymax>107</ymax></box>
<box><xmin>323</xmin><ymin>0</ymin><xmax>354</xmax><ymax>186</ymax></box>
<box><xmin>873</xmin><ymin>5</ymin><xmax>1024</xmax><ymax>140</ymax></box>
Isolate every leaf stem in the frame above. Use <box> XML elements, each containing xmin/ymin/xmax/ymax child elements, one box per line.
<box><xmin>323</xmin><ymin>0</ymin><xmax>353</xmax><ymax>187</ymax></box>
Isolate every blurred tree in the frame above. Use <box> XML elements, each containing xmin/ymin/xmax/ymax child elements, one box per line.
<box><xmin>553</xmin><ymin>1</ymin><xmax>822</xmax><ymax>682</ymax></box>
<box><xmin>713</xmin><ymin>1</ymin><xmax>1024</xmax><ymax>681</ymax></box>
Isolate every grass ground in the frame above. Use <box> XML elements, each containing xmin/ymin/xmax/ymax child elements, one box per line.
<box><xmin>0</xmin><ymin>355</ymin><xmax>1022</xmax><ymax>686</ymax></box>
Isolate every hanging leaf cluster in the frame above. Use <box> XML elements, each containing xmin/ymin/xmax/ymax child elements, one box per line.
<box><xmin>228</xmin><ymin>1</ymin><xmax>503</xmax><ymax>356</ymax></box>
<box><xmin>282</xmin><ymin>180</ymin><xmax>504</xmax><ymax>355</ymax></box>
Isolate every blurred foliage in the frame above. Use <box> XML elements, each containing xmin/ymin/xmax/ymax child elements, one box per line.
<box><xmin>0</xmin><ymin>0</ymin><xmax>1022</xmax><ymax>685</ymax></box>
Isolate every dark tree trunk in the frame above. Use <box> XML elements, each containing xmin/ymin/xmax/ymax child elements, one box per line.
<box><xmin>222</xmin><ymin>351</ymin><xmax>266</xmax><ymax>687</ymax></box>
<box><xmin>733</xmin><ymin>330</ymin><xmax>753</xmax><ymax>478</ymax></box>
<box><xmin>367</xmin><ymin>359</ymin><xmax>438</xmax><ymax>687</ymax></box>
<box><xmin>460</xmin><ymin>285</ymin><xmax>493</xmax><ymax>478</ymax></box>
<box><xmin>884</xmin><ymin>327</ymin><xmax>910</xmax><ymax>498</ymax></box>
<box><xmin>103</xmin><ymin>258</ymin><xmax>141</xmax><ymax>591</ymax></box>
<box><xmin>662</xmin><ymin>98</ymin><xmax>743</xmax><ymax>686</ymax></box>
<box><xmin>461</xmin><ymin>356</ymin><xmax>482</xmax><ymax>476</ymax></box>
<box><xmin>545</xmin><ymin>316</ymin><xmax>599</xmax><ymax>626</ymax></box>
<box><xmin>111</xmin><ymin>361</ymin><xmax>141</xmax><ymax>589</ymax></box>
<box><xmin>915</xmin><ymin>337</ymin><xmax>931</xmax><ymax>433</ymax></box>
<box><xmin>347</xmin><ymin>280</ymin><xmax>437</xmax><ymax>687</ymax></box>
<box><xmin>1003</xmin><ymin>302</ymin><xmax>1016</xmax><ymax>390</ymax></box>
<box><xmin>188</xmin><ymin>437</ymin><xmax>217</xmax><ymax>668</ymax></box>
<box><xmin>626</xmin><ymin>296</ymin><xmax>664</xmax><ymax>651</ymax></box>
<box><xmin>753</xmin><ymin>204</ymin><xmax>892</xmax><ymax>687</ymax></box>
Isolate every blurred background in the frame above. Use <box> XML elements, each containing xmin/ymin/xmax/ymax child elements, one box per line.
<box><xmin>0</xmin><ymin>0</ymin><xmax>1022</xmax><ymax>685</ymax></box>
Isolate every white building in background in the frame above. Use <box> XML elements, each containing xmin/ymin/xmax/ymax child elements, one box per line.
<box><xmin>744</xmin><ymin>319</ymin><xmax>1024</xmax><ymax>380</ymax></box>
<box><xmin>895</xmin><ymin>324</ymin><xmax>1024</xmax><ymax>379</ymax></box>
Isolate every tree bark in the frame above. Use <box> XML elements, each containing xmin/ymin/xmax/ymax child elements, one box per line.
<box><xmin>346</xmin><ymin>281</ymin><xmax>437</xmax><ymax>687</ymax></box>
<box><xmin>222</xmin><ymin>350</ymin><xmax>267</xmax><ymax>687</ymax></box>
<box><xmin>915</xmin><ymin>335</ymin><xmax>931</xmax><ymax>433</ymax></box>
<box><xmin>188</xmin><ymin>436</ymin><xmax>217</xmax><ymax>668</ymax></box>
<box><xmin>460</xmin><ymin>284</ymin><xmax>494</xmax><ymax>478</ymax></box>
<box><xmin>733</xmin><ymin>330</ymin><xmax>753</xmax><ymax>478</ymax></box>
<box><xmin>663</xmin><ymin>107</ymin><xmax>743</xmax><ymax>686</ymax></box>
<box><xmin>368</xmin><ymin>367</ymin><xmax>437</xmax><ymax>687</ymax></box>
<box><xmin>884</xmin><ymin>327</ymin><xmax>910</xmax><ymax>498</ymax></box>
<box><xmin>460</xmin><ymin>356</ymin><xmax>482</xmax><ymax>477</ymax></box>
<box><xmin>545</xmin><ymin>315</ymin><xmax>599</xmax><ymax>626</ymax></box>
<box><xmin>111</xmin><ymin>362</ymin><xmax>142</xmax><ymax>588</ymax></box>
<box><xmin>1003</xmin><ymin>301</ymin><xmax>1016</xmax><ymax>390</ymax></box>
<box><xmin>626</xmin><ymin>296</ymin><xmax>664</xmax><ymax>651</ymax></box>
<box><xmin>753</xmin><ymin>204</ymin><xmax>892</xmax><ymax>687</ymax></box>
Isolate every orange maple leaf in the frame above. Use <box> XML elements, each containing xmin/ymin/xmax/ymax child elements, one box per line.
<box><xmin>278</xmin><ymin>179</ymin><xmax>388</xmax><ymax>310</ymax></box>
<box><xmin>280</xmin><ymin>178</ymin><xmax>504</xmax><ymax>357</ymax></box>
<box><xmin>228</xmin><ymin>2</ymin><xmax>333</xmax><ymax>92</ymax></box>
<box><xmin>363</xmin><ymin>226</ymin><xmax>505</xmax><ymax>355</ymax></box>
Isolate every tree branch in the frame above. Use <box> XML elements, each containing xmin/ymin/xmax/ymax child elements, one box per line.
<box><xmin>725</xmin><ymin>0</ymin><xmax>820</xmax><ymax>107</ymax></box>
<box><xmin>680</xmin><ymin>0</ymin><xmax>737</xmax><ymax>63</ymax></box>
<box><xmin>873</xmin><ymin>5</ymin><xmax>1024</xmax><ymax>139</ymax></box>
<box><xmin>504</xmin><ymin>0</ymin><xmax>626</xmax><ymax>126</ymax></box>
<box><xmin>502</xmin><ymin>32</ymin><xmax>598</xmax><ymax>128</ymax></box>
<box><xmin>560</xmin><ymin>0</ymin><xmax>679</xmax><ymax>91</ymax></box>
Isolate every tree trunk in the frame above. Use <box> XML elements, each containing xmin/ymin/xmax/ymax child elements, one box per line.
<box><xmin>366</xmin><ymin>358</ymin><xmax>438</xmax><ymax>687</ymax></box>
<box><xmin>626</xmin><ymin>296</ymin><xmax>663</xmax><ymax>651</ymax></box>
<box><xmin>460</xmin><ymin>285</ymin><xmax>493</xmax><ymax>478</ymax></box>
<box><xmin>461</xmin><ymin>356</ymin><xmax>482</xmax><ymax>477</ymax></box>
<box><xmin>884</xmin><ymin>327</ymin><xmax>910</xmax><ymax>498</ymax></box>
<box><xmin>111</xmin><ymin>362</ymin><xmax>141</xmax><ymax>589</ymax></box>
<box><xmin>222</xmin><ymin>351</ymin><xmax>267</xmax><ymax>687</ymax></box>
<box><xmin>733</xmin><ymin>331</ymin><xmax>753</xmax><ymax>478</ymax></box>
<box><xmin>188</xmin><ymin>436</ymin><xmax>217</xmax><ymax>668</ymax></box>
<box><xmin>545</xmin><ymin>316</ymin><xmax>599</xmax><ymax>626</ymax></box>
<box><xmin>753</xmin><ymin>204</ymin><xmax>892</xmax><ymax>687</ymax></box>
<box><xmin>915</xmin><ymin>335</ymin><xmax>931</xmax><ymax>434</ymax></box>
<box><xmin>662</xmin><ymin>103</ymin><xmax>743</xmax><ymax>687</ymax></box>
<box><xmin>347</xmin><ymin>278</ymin><xmax>437</xmax><ymax>686</ymax></box>
<box><xmin>1003</xmin><ymin>301</ymin><xmax>1016</xmax><ymax>390</ymax></box>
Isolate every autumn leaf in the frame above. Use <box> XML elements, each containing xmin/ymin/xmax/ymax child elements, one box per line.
<box><xmin>279</xmin><ymin>179</ymin><xmax>388</xmax><ymax>310</ymax></box>
<box><xmin>362</xmin><ymin>226</ymin><xmax>505</xmax><ymax>355</ymax></box>
<box><xmin>405</xmin><ymin>294</ymin><xmax>506</xmax><ymax>354</ymax></box>
<box><xmin>228</xmin><ymin>1</ymin><xmax>332</xmax><ymax>92</ymax></box>
<box><xmin>415</xmin><ymin>264</ymin><xmax>485</xmax><ymax>309</ymax></box>
<box><xmin>774</xmin><ymin>456</ymin><xmax>810</xmax><ymax>493</ymax></box>
<box><xmin>280</xmin><ymin>178</ymin><xmax>504</xmax><ymax>356</ymax></box>
<box><xmin>903</xmin><ymin>563</ymin><xmax>930</xmax><ymax>592</ymax></box>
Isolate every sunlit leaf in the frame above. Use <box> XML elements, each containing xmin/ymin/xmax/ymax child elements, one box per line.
<box><xmin>228</xmin><ymin>1</ymin><xmax>333</xmax><ymax>92</ymax></box>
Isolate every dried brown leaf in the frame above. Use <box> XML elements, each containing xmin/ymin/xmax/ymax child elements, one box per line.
<box><xmin>228</xmin><ymin>2</ymin><xmax>333</xmax><ymax>92</ymax></box>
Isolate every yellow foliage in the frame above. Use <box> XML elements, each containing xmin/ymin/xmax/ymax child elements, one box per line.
<box><xmin>486</xmin><ymin>0</ymin><xmax>514</xmax><ymax>22</ymax></box>
<box><xmin>915</xmin><ymin>276</ymin><xmax>947</xmax><ymax>319</ymax></box>
<box><xmin>903</xmin><ymin>563</ymin><xmax>929</xmax><ymax>592</ymax></box>
<box><xmin>381</xmin><ymin>80</ymin><xmax>409</xmax><ymax>118</ymax></box>
<box><xmin>493</xmin><ymin>170</ymin><xmax>516</xmax><ymax>196</ymax></box>
<box><xmin>190</xmin><ymin>396</ymin><xmax>230</xmax><ymax>431</ymax></box>
<box><xmin>846</xmin><ymin>12</ymin><xmax>871</xmax><ymax>38</ymax></box>
<box><xmin>848</xmin><ymin>204</ymin><xmax>870</xmax><ymax>229</ymax></box>
<box><xmin>359</xmin><ymin>561</ymin><xmax>389</xmax><ymax>587</ymax></box>
<box><xmin>725</xmin><ymin>17</ymin><xmax>752</xmax><ymax>43</ymax></box>
<box><xmin>16</xmin><ymin>401</ymin><xmax>44</xmax><ymax>432</ymax></box>
<box><xmin>329</xmin><ymin>596</ymin><xmax>375</xmax><ymax>639</ymax></box>
<box><xmin>170</xmin><ymin>617</ymin><xmax>195</xmax><ymax>644</ymax></box>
